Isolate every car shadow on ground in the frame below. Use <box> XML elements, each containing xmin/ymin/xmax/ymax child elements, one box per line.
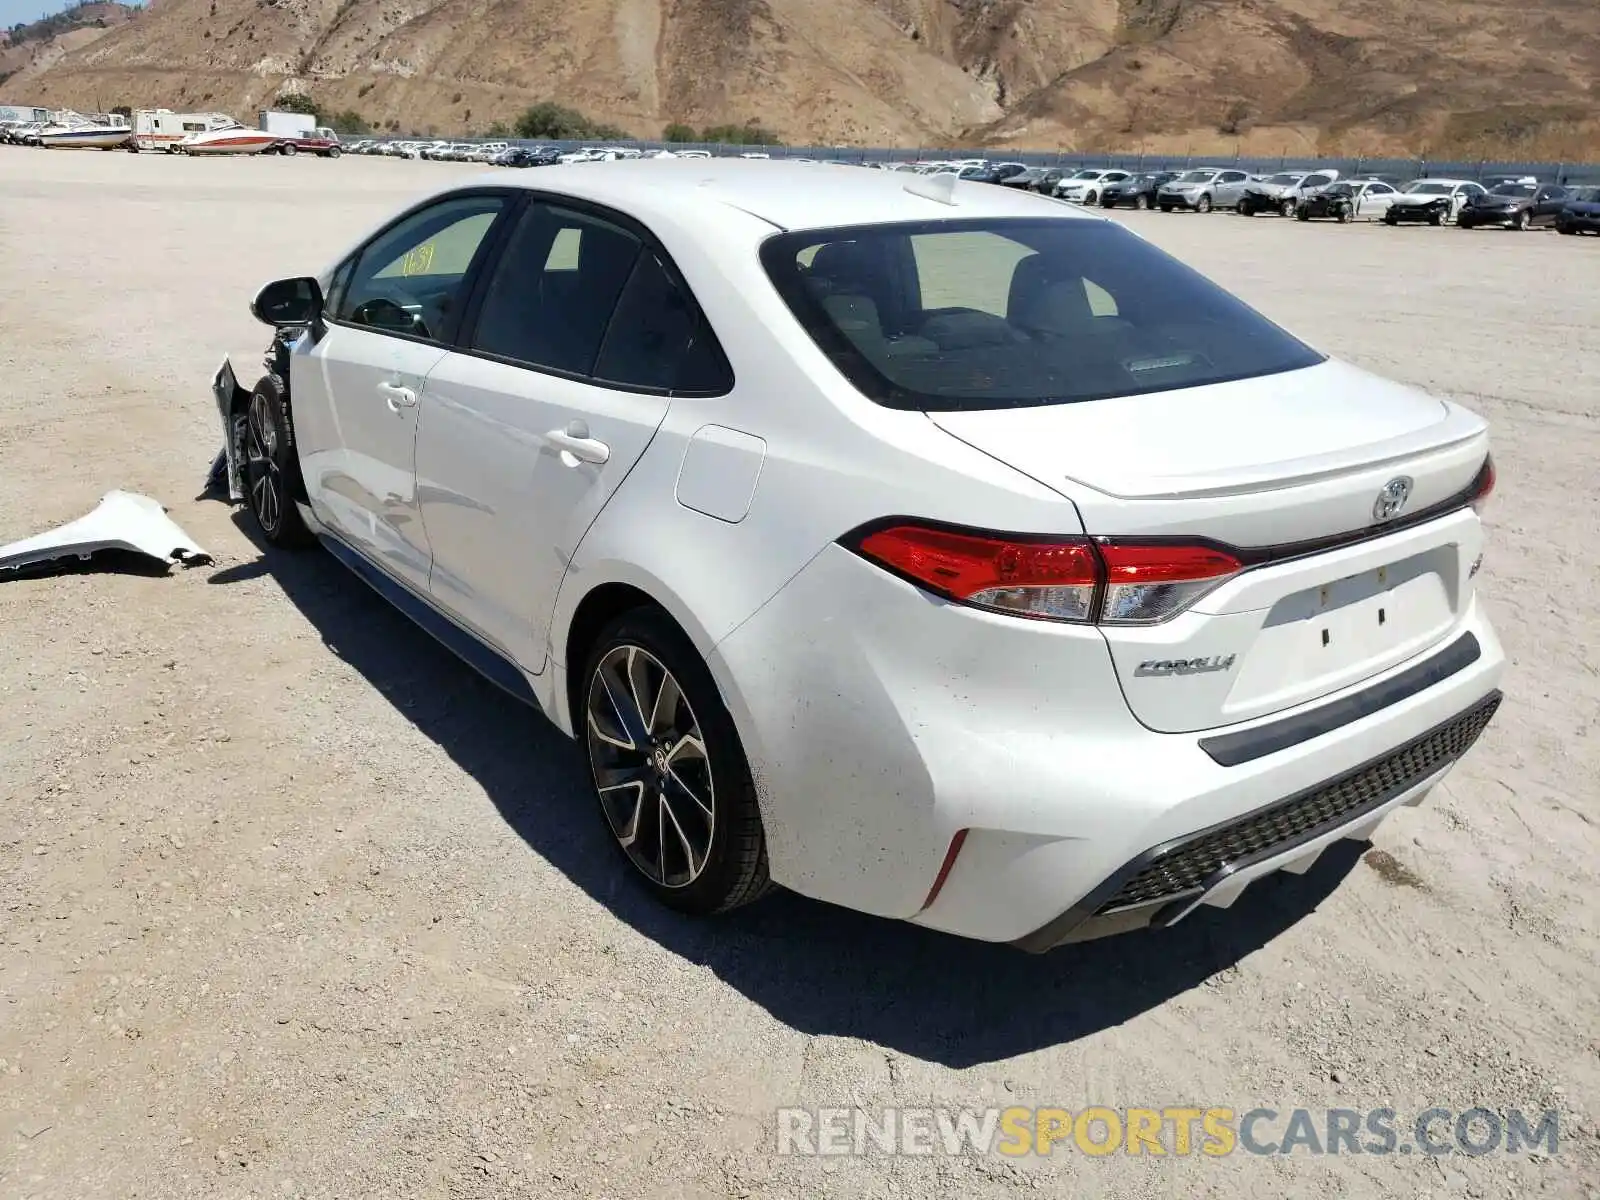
<box><xmin>214</xmin><ymin>522</ymin><xmax>1364</xmax><ymax>1069</ymax></box>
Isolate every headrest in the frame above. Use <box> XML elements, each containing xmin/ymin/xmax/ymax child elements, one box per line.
<box><xmin>1008</xmin><ymin>254</ymin><xmax>1093</xmax><ymax>334</ymax></box>
<box><xmin>808</xmin><ymin>240</ymin><xmax>877</xmax><ymax>289</ymax></box>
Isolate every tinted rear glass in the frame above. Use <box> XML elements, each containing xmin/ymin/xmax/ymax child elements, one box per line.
<box><xmin>759</xmin><ymin>218</ymin><xmax>1324</xmax><ymax>412</ymax></box>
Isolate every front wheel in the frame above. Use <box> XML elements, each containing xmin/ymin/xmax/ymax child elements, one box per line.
<box><xmin>243</xmin><ymin>376</ymin><xmax>312</xmax><ymax>547</ymax></box>
<box><xmin>1280</xmin><ymin>198</ymin><xmax>1297</xmax><ymax>218</ymax></box>
<box><xmin>583</xmin><ymin>610</ymin><xmax>772</xmax><ymax>915</ymax></box>
<box><xmin>1513</xmin><ymin>210</ymin><xmax>1529</xmax><ymax>230</ymax></box>
<box><xmin>1083</xmin><ymin>190</ymin><xmax>1098</xmax><ymax>205</ymax></box>
<box><xmin>1196</xmin><ymin>194</ymin><xmax>1213</xmax><ymax>214</ymax></box>
<box><xmin>1428</xmin><ymin>211</ymin><xmax>1444</xmax><ymax>226</ymax></box>
<box><xmin>1135</xmin><ymin>194</ymin><xmax>1151</xmax><ymax>210</ymax></box>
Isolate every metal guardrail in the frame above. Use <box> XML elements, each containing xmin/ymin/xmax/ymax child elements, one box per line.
<box><xmin>356</xmin><ymin>135</ymin><xmax>1600</xmax><ymax>185</ymax></box>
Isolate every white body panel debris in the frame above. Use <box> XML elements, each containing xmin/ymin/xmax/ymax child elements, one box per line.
<box><xmin>0</xmin><ymin>491</ymin><xmax>210</xmax><ymax>575</ymax></box>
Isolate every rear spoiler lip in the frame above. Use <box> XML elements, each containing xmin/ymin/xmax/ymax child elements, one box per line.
<box><xmin>1100</xmin><ymin>454</ymin><xmax>1494</xmax><ymax>569</ymax></box>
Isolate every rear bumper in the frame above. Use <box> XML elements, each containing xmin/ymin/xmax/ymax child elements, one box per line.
<box><xmin>1012</xmin><ymin>689</ymin><xmax>1499</xmax><ymax>950</ymax></box>
<box><xmin>709</xmin><ymin>543</ymin><xmax>1504</xmax><ymax>945</ymax></box>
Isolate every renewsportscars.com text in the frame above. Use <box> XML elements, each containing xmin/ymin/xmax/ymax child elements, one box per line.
<box><xmin>776</xmin><ymin>1106</ymin><xmax>1561</xmax><ymax>1158</ymax></box>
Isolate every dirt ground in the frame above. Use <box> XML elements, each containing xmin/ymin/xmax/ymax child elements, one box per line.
<box><xmin>1</xmin><ymin>151</ymin><xmax>1597</xmax><ymax>1200</ymax></box>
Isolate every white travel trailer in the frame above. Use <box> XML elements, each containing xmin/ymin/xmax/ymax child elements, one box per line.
<box><xmin>133</xmin><ymin>109</ymin><xmax>232</xmax><ymax>152</ymax></box>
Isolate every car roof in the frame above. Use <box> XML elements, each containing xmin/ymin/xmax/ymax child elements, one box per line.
<box><xmin>459</xmin><ymin>159</ymin><xmax>1101</xmax><ymax>231</ymax></box>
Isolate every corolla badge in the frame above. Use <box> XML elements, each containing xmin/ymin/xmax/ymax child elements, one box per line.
<box><xmin>1135</xmin><ymin>655</ymin><xmax>1236</xmax><ymax>678</ymax></box>
<box><xmin>1373</xmin><ymin>476</ymin><xmax>1413</xmax><ymax>522</ymax></box>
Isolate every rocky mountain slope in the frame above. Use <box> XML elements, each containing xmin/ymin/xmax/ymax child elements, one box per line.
<box><xmin>1</xmin><ymin>2</ymin><xmax>135</xmax><ymax>88</ymax></box>
<box><xmin>7</xmin><ymin>0</ymin><xmax>1599</xmax><ymax>154</ymax></box>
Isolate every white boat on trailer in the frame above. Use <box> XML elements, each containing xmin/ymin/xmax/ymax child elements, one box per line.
<box><xmin>178</xmin><ymin>117</ymin><xmax>280</xmax><ymax>155</ymax></box>
<box><xmin>38</xmin><ymin>111</ymin><xmax>132</xmax><ymax>149</ymax></box>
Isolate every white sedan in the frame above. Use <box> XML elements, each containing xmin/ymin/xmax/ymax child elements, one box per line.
<box><xmin>1054</xmin><ymin>168</ymin><xmax>1131</xmax><ymax>204</ymax></box>
<box><xmin>1345</xmin><ymin>179</ymin><xmax>1401</xmax><ymax>220</ymax></box>
<box><xmin>217</xmin><ymin>161</ymin><xmax>1503</xmax><ymax>948</ymax></box>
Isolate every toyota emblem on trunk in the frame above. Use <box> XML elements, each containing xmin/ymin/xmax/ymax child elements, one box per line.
<box><xmin>1373</xmin><ymin>476</ymin><xmax>1413</xmax><ymax>522</ymax></box>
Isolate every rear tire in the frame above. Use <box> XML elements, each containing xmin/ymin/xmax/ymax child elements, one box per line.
<box><xmin>581</xmin><ymin>609</ymin><xmax>772</xmax><ymax>916</ymax></box>
<box><xmin>1297</xmin><ymin>208</ymin><xmax>1310</xmax><ymax>221</ymax></box>
<box><xmin>243</xmin><ymin>375</ymin><xmax>313</xmax><ymax>548</ymax></box>
<box><xmin>280</xmin><ymin>142</ymin><xmax>297</xmax><ymax>157</ymax></box>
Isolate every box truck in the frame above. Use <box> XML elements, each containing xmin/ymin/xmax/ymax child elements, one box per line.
<box><xmin>257</xmin><ymin>110</ymin><xmax>342</xmax><ymax>156</ymax></box>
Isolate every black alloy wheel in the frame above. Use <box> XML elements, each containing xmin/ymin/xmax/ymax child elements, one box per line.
<box><xmin>243</xmin><ymin>377</ymin><xmax>312</xmax><ymax>546</ymax></box>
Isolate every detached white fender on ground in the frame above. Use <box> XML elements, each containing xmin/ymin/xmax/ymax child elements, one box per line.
<box><xmin>0</xmin><ymin>490</ymin><xmax>211</xmax><ymax>575</ymax></box>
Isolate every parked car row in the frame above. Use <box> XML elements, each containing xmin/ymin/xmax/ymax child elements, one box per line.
<box><xmin>1017</xmin><ymin>162</ymin><xmax>1600</xmax><ymax>233</ymax></box>
<box><xmin>1</xmin><ymin>120</ymin><xmax>49</xmax><ymax>145</ymax></box>
<box><xmin>342</xmin><ymin>138</ymin><xmax>735</xmax><ymax>165</ymax></box>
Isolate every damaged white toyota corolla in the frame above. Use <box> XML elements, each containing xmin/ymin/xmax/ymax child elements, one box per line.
<box><xmin>212</xmin><ymin>161</ymin><xmax>1502</xmax><ymax>948</ymax></box>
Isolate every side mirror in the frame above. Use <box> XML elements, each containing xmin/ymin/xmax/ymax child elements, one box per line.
<box><xmin>251</xmin><ymin>276</ymin><xmax>324</xmax><ymax>328</ymax></box>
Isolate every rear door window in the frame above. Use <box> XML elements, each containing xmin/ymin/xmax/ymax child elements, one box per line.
<box><xmin>471</xmin><ymin>204</ymin><xmax>642</xmax><ymax>376</ymax></box>
<box><xmin>761</xmin><ymin>218</ymin><xmax>1324</xmax><ymax>412</ymax></box>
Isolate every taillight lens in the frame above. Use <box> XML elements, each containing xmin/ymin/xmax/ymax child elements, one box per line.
<box><xmin>1470</xmin><ymin>455</ymin><xmax>1495</xmax><ymax>514</ymax></box>
<box><xmin>856</xmin><ymin>525</ymin><xmax>1099</xmax><ymax>622</ymax></box>
<box><xmin>851</xmin><ymin>524</ymin><xmax>1241</xmax><ymax>625</ymax></box>
<box><xmin>1098</xmin><ymin>541</ymin><xmax>1242</xmax><ymax>625</ymax></box>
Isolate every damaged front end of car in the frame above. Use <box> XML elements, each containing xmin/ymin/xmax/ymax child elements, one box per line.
<box><xmin>208</xmin><ymin>326</ymin><xmax>302</xmax><ymax>504</ymax></box>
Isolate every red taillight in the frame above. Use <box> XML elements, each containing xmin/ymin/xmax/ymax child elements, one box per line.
<box><xmin>856</xmin><ymin>525</ymin><xmax>1100</xmax><ymax>622</ymax></box>
<box><xmin>1470</xmin><ymin>455</ymin><xmax>1495</xmax><ymax>514</ymax></box>
<box><xmin>851</xmin><ymin>523</ymin><xmax>1241</xmax><ymax>625</ymax></box>
<box><xmin>1098</xmin><ymin>541</ymin><xmax>1242</xmax><ymax>625</ymax></box>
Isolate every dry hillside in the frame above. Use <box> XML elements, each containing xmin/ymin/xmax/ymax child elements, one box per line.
<box><xmin>0</xmin><ymin>2</ymin><xmax>135</xmax><ymax>89</ymax></box>
<box><xmin>6</xmin><ymin>0</ymin><xmax>1600</xmax><ymax>154</ymax></box>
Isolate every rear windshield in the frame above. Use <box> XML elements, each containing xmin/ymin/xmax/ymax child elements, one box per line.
<box><xmin>759</xmin><ymin>218</ymin><xmax>1325</xmax><ymax>412</ymax></box>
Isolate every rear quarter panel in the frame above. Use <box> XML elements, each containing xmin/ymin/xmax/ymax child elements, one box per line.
<box><xmin>540</xmin><ymin>202</ymin><xmax>1081</xmax><ymax>734</ymax></box>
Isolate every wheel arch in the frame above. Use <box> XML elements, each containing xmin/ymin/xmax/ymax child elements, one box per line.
<box><xmin>550</xmin><ymin>565</ymin><xmax>736</xmax><ymax>742</ymax></box>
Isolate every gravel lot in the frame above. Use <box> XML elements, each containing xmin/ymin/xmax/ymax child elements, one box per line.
<box><xmin>2</xmin><ymin>152</ymin><xmax>1597</xmax><ymax>1200</ymax></box>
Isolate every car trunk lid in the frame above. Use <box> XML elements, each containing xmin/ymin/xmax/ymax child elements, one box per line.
<box><xmin>927</xmin><ymin>360</ymin><xmax>1491</xmax><ymax>733</ymax></box>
